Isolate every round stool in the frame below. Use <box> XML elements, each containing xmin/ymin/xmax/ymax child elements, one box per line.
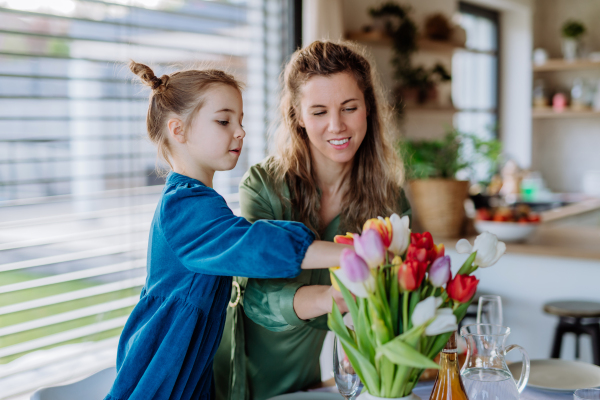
<box><xmin>544</xmin><ymin>300</ymin><xmax>600</xmax><ymax>365</ymax></box>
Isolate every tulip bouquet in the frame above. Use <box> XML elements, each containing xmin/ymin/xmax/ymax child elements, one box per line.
<box><xmin>328</xmin><ymin>215</ymin><xmax>506</xmax><ymax>399</ymax></box>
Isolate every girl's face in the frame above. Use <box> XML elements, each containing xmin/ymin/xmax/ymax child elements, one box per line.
<box><xmin>182</xmin><ymin>84</ymin><xmax>245</xmax><ymax>174</ymax></box>
<box><xmin>298</xmin><ymin>72</ymin><xmax>368</xmax><ymax>166</ymax></box>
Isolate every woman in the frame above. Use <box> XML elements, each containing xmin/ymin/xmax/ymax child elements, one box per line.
<box><xmin>214</xmin><ymin>41</ymin><xmax>411</xmax><ymax>400</ymax></box>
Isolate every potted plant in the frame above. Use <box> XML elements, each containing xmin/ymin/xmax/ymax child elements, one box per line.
<box><xmin>368</xmin><ymin>2</ymin><xmax>452</xmax><ymax>111</ymax></box>
<box><xmin>561</xmin><ymin>20</ymin><xmax>586</xmax><ymax>61</ymax></box>
<box><xmin>398</xmin><ymin>128</ymin><xmax>502</xmax><ymax>237</ymax></box>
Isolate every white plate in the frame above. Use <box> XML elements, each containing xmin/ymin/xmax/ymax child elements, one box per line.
<box><xmin>474</xmin><ymin>220</ymin><xmax>538</xmax><ymax>242</ymax></box>
<box><xmin>508</xmin><ymin>359</ymin><xmax>600</xmax><ymax>392</ymax></box>
<box><xmin>268</xmin><ymin>393</ymin><xmax>344</xmax><ymax>400</ymax></box>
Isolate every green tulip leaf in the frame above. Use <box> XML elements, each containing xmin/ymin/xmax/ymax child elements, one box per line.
<box><xmin>328</xmin><ymin>301</ymin><xmax>353</xmax><ymax>344</ymax></box>
<box><xmin>377</xmin><ymin>337</ymin><xmax>441</xmax><ymax>370</ymax></box>
<box><xmin>331</xmin><ymin>273</ymin><xmax>359</xmax><ymax>323</ymax></box>
<box><xmin>357</xmin><ymin>300</ymin><xmax>376</xmax><ymax>362</ymax></box>
<box><xmin>390</xmin><ymin>267</ymin><xmax>400</xmax><ymax>336</ymax></box>
<box><xmin>426</xmin><ymin>331</ymin><xmax>454</xmax><ymax>359</ymax></box>
<box><xmin>338</xmin><ymin>334</ymin><xmax>381</xmax><ymax>395</ymax></box>
<box><xmin>457</xmin><ymin>251</ymin><xmax>477</xmax><ymax>275</ymax></box>
<box><xmin>408</xmin><ymin>289</ymin><xmax>421</xmax><ymax>330</ymax></box>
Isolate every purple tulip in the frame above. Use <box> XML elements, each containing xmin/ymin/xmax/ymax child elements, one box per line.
<box><xmin>340</xmin><ymin>249</ymin><xmax>370</xmax><ymax>282</ymax></box>
<box><xmin>354</xmin><ymin>229</ymin><xmax>385</xmax><ymax>269</ymax></box>
<box><xmin>429</xmin><ymin>255</ymin><xmax>451</xmax><ymax>287</ymax></box>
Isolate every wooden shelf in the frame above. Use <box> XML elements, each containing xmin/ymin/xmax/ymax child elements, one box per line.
<box><xmin>404</xmin><ymin>106</ymin><xmax>457</xmax><ymax>114</ymax></box>
<box><xmin>345</xmin><ymin>30</ymin><xmax>465</xmax><ymax>53</ymax></box>
<box><xmin>532</xmin><ymin>108</ymin><xmax>600</xmax><ymax>119</ymax></box>
<box><xmin>533</xmin><ymin>58</ymin><xmax>600</xmax><ymax>72</ymax></box>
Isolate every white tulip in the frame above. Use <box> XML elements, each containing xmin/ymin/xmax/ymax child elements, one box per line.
<box><xmin>456</xmin><ymin>232</ymin><xmax>506</xmax><ymax>268</ymax></box>
<box><xmin>387</xmin><ymin>214</ymin><xmax>411</xmax><ymax>255</ymax></box>
<box><xmin>332</xmin><ymin>267</ymin><xmax>376</xmax><ymax>298</ymax></box>
<box><xmin>411</xmin><ymin>297</ymin><xmax>443</xmax><ymax>327</ymax></box>
<box><xmin>425</xmin><ymin>308</ymin><xmax>458</xmax><ymax>336</ymax></box>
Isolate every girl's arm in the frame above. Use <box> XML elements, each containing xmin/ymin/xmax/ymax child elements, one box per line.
<box><xmin>160</xmin><ymin>183</ymin><xmax>345</xmax><ymax>278</ymax></box>
<box><xmin>301</xmin><ymin>240</ymin><xmax>348</xmax><ymax>269</ymax></box>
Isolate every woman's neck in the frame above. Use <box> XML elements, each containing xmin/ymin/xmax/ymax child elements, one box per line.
<box><xmin>311</xmin><ymin>148</ymin><xmax>352</xmax><ymax>198</ymax></box>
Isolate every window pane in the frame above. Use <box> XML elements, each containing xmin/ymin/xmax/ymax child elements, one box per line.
<box><xmin>0</xmin><ymin>0</ymin><xmax>290</xmax><ymax>394</ymax></box>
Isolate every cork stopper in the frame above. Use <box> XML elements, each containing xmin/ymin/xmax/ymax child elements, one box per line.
<box><xmin>443</xmin><ymin>331</ymin><xmax>458</xmax><ymax>353</ymax></box>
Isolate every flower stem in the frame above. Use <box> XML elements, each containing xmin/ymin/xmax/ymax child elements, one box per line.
<box><xmin>402</xmin><ymin>292</ymin><xmax>409</xmax><ymax>334</ymax></box>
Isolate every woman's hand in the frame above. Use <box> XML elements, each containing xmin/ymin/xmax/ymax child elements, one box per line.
<box><xmin>327</xmin><ymin>285</ymin><xmax>350</xmax><ymax>314</ymax></box>
<box><xmin>293</xmin><ymin>285</ymin><xmax>349</xmax><ymax>320</ymax></box>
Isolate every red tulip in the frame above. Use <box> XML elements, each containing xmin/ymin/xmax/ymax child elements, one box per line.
<box><xmin>433</xmin><ymin>243</ymin><xmax>445</xmax><ymax>260</ymax></box>
<box><xmin>411</xmin><ymin>232</ymin><xmax>434</xmax><ymax>250</ymax></box>
<box><xmin>447</xmin><ymin>274</ymin><xmax>479</xmax><ymax>303</ymax></box>
<box><xmin>334</xmin><ymin>233</ymin><xmax>355</xmax><ymax>246</ymax></box>
<box><xmin>406</xmin><ymin>245</ymin><xmax>428</xmax><ymax>263</ymax></box>
<box><xmin>398</xmin><ymin>259</ymin><xmax>427</xmax><ymax>291</ymax></box>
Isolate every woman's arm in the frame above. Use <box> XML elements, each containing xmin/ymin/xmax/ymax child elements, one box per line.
<box><xmin>239</xmin><ymin>164</ymin><xmax>345</xmax><ymax>331</ymax></box>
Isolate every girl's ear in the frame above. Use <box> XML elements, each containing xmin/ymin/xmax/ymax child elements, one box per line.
<box><xmin>167</xmin><ymin>118</ymin><xmax>185</xmax><ymax>143</ymax></box>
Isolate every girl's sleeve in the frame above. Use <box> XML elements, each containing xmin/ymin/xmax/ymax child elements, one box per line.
<box><xmin>159</xmin><ymin>184</ymin><xmax>315</xmax><ymax>278</ymax></box>
<box><xmin>238</xmin><ymin>168</ymin><xmax>317</xmax><ymax>332</ymax></box>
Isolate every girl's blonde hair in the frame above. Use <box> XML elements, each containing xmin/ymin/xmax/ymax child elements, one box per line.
<box><xmin>268</xmin><ymin>40</ymin><xmax>405</xmax><ymax>236</ymax></box>
<box><xmin>129</xmin><ymin>61</ymin><xmax>242</xmax><ymax>170</ymax></box>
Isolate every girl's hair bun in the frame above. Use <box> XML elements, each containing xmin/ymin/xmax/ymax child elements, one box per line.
<box><xmin>129</xmin><ymin>60</ymin><xmax>170</xmax><ymax>94</ymax></box>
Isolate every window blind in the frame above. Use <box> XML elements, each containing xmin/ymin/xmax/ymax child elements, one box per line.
<box><xmin>0</xmin><ymin>1</ymin><xmax>291</xmax><ymax>397</ymax></box>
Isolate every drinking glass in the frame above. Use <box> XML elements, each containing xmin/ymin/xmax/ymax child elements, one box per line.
<box><xmin>574</xmin><ymin>388</ymin><xmax>600</xmax><ymax>399</ymax></box>
<box><xmin>333</xmin><ymin>335</ymin><xmax>362</xmax><ymax>400</ymax></box>
<box><xmin>477</xmin><ymin>295</ymin><xmax>503</xmax><ymax>326</ymax></box>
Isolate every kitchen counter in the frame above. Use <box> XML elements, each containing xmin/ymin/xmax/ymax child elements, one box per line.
<box><xmin>440</xmin><ymin>198</ymin><xmax>600</xmax><ymax>261</ymax></box>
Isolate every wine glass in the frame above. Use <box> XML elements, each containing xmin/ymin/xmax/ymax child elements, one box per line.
<box><xmin>333</xmin><ymin>335</ymin><xmax>362</xmax><ymax>399</ymax></box>
<box><xmin>477</xmin><ymin>295</ymin><xmax>503</xmax><ymax>326</ymax></box>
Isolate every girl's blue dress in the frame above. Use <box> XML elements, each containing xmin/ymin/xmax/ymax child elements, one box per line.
<box><xmin>104</xmin><ymin>172</ymin><xmax>314</xmax><ymax>400</ymax></box>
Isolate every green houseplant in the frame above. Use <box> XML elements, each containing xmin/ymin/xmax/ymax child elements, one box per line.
<box><xmin>561</xmin><ymin>20</ymin><xmax>586</xmax><ymax>61</ymax></box>
<box><xmin>368</xmin><ymin>2</ymin><xmax>451</xmax><ymax>110</ymax></box>
<box><xmin>398</xmin><ymin>129</ymin><xmax>502</xmax><ymax>237</ymax></box>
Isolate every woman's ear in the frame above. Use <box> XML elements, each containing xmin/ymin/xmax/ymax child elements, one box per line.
<box><xmin>167</xmin><ymin>118</ymin><xmax>185</xmax><ymax>144</ymax></box>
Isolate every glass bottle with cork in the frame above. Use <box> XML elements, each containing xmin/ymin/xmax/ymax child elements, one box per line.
<box><xmin>429</xmin><ymin>331</ymin><xmax>469</xmax><ymax>400</ymax></box>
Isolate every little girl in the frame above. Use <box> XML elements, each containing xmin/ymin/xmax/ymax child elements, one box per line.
<box><xmin>103</xmin><ymin>62</ymin><xmax>347</xmax><ymax>400</ymax></box>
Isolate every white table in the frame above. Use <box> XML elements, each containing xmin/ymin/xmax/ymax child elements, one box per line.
<box><xmin>412</xmin><ymin>381</ymin><xmax>573</xmax><ymax>399</ymax></box>
<box><xmin>310</xmin><ymin>381</ymin><xmax>575</xmax><ymax>399</ymax></box>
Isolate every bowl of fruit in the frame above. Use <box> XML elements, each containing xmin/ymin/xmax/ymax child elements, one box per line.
<box><xmin>475</xmin><ymin>205</ymin><xmax>541</xmax><ymax>242</ymax></box>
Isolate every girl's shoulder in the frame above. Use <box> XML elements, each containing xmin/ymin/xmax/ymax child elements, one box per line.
<box><xmin>160</xmin><ymin>172</ymin><xmax>230</xmax><ymax>217</ymax></box>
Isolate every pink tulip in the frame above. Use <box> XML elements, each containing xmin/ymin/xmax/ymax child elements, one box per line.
<box><xmin>340</xmin><ymin>249</ymin><xmax>370</xmax><ymax>282</ymax></box>
<box><xmin>429</xmin><ymin>255</ymin><xmax>451</xmax><ymax>287</ymax></box>
<box><xmin>354</xmin><ymin>229</ymin><xmax>385</xmax><ymax>269</ymax></box>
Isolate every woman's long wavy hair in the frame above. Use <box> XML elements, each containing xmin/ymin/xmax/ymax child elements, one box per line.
<box><xmin>268</xmin><ymin>40</ymin><xmax>405</xmax><ymax>237</ymax></box>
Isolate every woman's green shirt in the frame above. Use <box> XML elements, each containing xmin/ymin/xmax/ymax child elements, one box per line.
<box><xmin>213</xmin><ymin>160</ymin><xmax>411</xmax><ymax>400</ymax></box>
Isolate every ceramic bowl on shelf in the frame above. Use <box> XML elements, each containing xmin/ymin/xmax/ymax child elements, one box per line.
<box><xmin>474</xmin><ymin>220</ymin><xmax>539</xmax><ymax>242</ymax></box>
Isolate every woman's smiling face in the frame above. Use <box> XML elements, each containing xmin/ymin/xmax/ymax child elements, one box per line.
<box><xmin>298</xmin><ymin>72</ymin><xmax>368</xmax><ymax>165</ymax></box>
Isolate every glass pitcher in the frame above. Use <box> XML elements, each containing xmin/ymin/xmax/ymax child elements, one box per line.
<box><xmin>460</xmin><ymin>324</ymin><xmax>530</xmax><ymax>400</ymax></box>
